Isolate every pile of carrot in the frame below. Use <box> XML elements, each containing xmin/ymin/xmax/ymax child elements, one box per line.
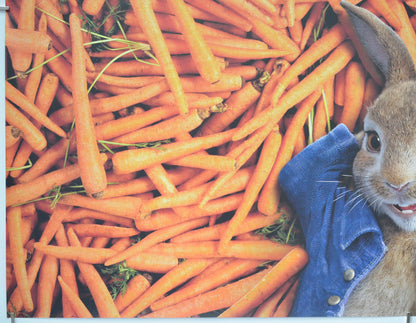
<box><xmin>5</xmin><ymin>0</ymin><xmax>416</xmax><ymax>318</ymax></box>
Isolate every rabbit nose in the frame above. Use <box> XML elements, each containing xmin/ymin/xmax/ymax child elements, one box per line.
<box><xmin>385</xmin><ymin>181</ymin><xmax>411</xmax><ymax>192</ymax></box>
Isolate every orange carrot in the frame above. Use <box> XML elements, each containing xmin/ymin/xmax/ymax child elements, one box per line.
<box><xmin>219</xmin><ymin>247</ymin><xmax>308</xmax><ymax>317</ymax></box>
<box><xmin>273</xmin><ymin>279</ymin><xmax>299</xmax><ymax>317</ymax></box>
<box><xmin>360</xmin><ymin>77</ymin><xmax>381</xmax><ymax>124</ymax></box>
<box><xmin>5</xmin><ymin>28</ymin><xmax>51</xmax><ymax>54</ymax></box>
<box><xmin>70</xmin><ymin>13</ymin><xmax>107</xmax><ymax>196</ymax></box>
<box><xmin>139</xmin><ymin>167</ymin><xmax>252</xmax><ymax>218</ymax></box>
<box><xmin>5</xmin><ymin>100</ymin><xmax>47</xmax><ymax>151</ymax></box>
<box><xmin>5</xmin><ymin>125</ymin><xmax>22</xmax><ymax>148</ymax></box>
<box><xmin>185</xmin><ymin>0</ymin><xmax>252</xmax><ymax>32</ymax></box>
<box><xmin>71</xmin><ymin>223</ymin><xmax>139</xmax><ymax>238</ymax></box>
<box><xmin>219</xmin><ymin>127</ymin><xmax>282</xmax><ymax>253</ymax></box>
<box><xmin>54</xmin><ymin>224</ymin><xmax>79</xmax><ymax>318</ymax></box>
<box><xmin>233</xmin><ymin>41</ymin><xmax>356</xmax><ymax>142</ymax></box>
<box><xmin>114</xmin><ymin>274</ymin><xmax>152</xmax><ymax>312</ymax></box>
<box><xmin>367</xmin><ymin>0</ymin><xmax>401</xmax><ymax>30</ymax></box>
<box><xmin>271</xmin><ymin>24</ymin><xmax>346</xmax><ymax>105</ymax></box>
<box><xmin>7</xmin><ymin>206</ymin><xmax>34</xmax><ymax>312</ymax></box>
<box><xmin>6</xmin><ymin>154</ymin><xmax>107</xmax><ymax>207</ymax></box>
<box><xmin>142</xmin><ymin>268</ymin><xmax>270</xmax><ymax>318</ymax></box>
<box><xmin>6</xmin><ymin>81</ymin><xmax>66</xmax><ymax>137</ymax></box>
<box><xmin>105</xmin><ymin>217</ymin><xmax>209</xmax><ymax>266</ymax></box>
<box><xmin>82</xmin><ymin>0</ymin><xmax>105</xmax><ymax>16</ymax></box>
<box><xmin>166</xmin><ymin>153</ymin><xmax>237</xmax><ymax>171</ymax></box>
<box><xmin>34</xmin><ymin>254</ymin><xmax>59</xmax><ymax>317</ymax></box>
<box><xmin>284</xmin><ymin>0</ymin><xmax>296</xmax><ymax>27</ymax></box>
<box><xmin>44</xmin><ymin>46</ymin><xmax>74</xmax><ymax>92</ymax></box>
<box><xmin>171</xmin><ymin>211</ymin><xmax>283</xmax><ymax>244</ymax></box>
<box><xmin>134</xmin><ymin>193</ymin><xmax>244</xmax><ymax>231</ymax></box>
<box><xmin>66</xmin><ymin>228</ymin><xmax>120</xmax><ymax>317</ymax></box>
<box><xmin>16</xmin><ymin>138</ymin><xmax>70</xmax><ymax>183</ymax></box>
<box><xmin>58</xmin><ymin>276</ymin><xmax>93</xmax><ymax>318</ymax></box>
<box><xmin>57</xmin><ymin>194</ymin><xmax>142</xmax><ymax>219</ymax></box>
<box><xmin>125</xmin><ymin>253</ymin><xmax>179</xmax><ymax>273</ymax></box>
<box><xmin>50</xmin><ymin>80</ymin><xmax>170</xmax><ymax>126</ymax></box>
<box><xmin>217</xmin><ymin>0</ymin><xmax>274</xmax><ymax>25</ymax></box>
<box><xmin>169</xmin><ymin>0</ymin><xmax>222</xmax><ymax>83</ymax></box>
<box><xmin>10</xmin><ymin>72</ymin><xmax>60</xmax><ymax>179</ymax></box>
<box><xmin>339</xmin><ymin>61</ymin><xmax>366</xmax><ymax>132</ymax></box>
<box><xmin>11</xmin><ymin>0</ymin><xmax>36</xmax><ymax>74</ymax></box>
<box><xmin>198</xmin><ymin>73</ymin><xmax>270</xmax><ymax>136</ymax></box>
<box><xmin>257</xmin><ymin>88</ymin><xmax>323</xmax><ymax>216</ymax></box>
<box><xmin>300</xmin><ymin>2</ymin><xmax>327</xmax><ymax>50</ymax></box>
<box><xmin>111</xmin><ymin>108</ymin><xmax>209</xmax><ymax>143</ymax></box>
<box><xmin>147</xmin><ymin>240</ymin><xmax>297</xmax><ymax>260</ymax></box>
<box><xmin>112</xmin><ymin>128</ymin><xmax>236</xmax><ymax>174</ymax></box>
<box><xmin>121</xmin><ymin>258</ymin><xmax>217</xmax><ymax>317</ymax></box>
<box><xmin>33</xmin><ymin>242</ymin><xmax>116</xmax><ymax>264</ymax></box>
<box><xmin>130</xmin><ymin>0</ymin><xmax>188</xmax><ymax>115</ymax></box>
<box><xmin>253</xmin><ymin>278</ymin><xmax>295</xmax><ymax>317</ymax></box>
<box><xmin>151</xmin><ymin>258</ymin><xmax>263</xmax><ymax>311</ymax></box>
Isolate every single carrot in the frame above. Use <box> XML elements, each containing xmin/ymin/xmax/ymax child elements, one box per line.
<box><xmin>6</xmin><ymin>81</ymin><xmax>66</xmax><ymax>138</ymax></box>
<box><xmin>121</xmin><ymin>258</ymin><xmax>217</xmax><ymax>318</ymax></box>
<box><xmin>111</xmin><ymin>108</ymin><xmax>209</xmax><ymax>143</ymax></box>
<box><xmin>44</xmin><ymin>46</ymin><xmax>74</xmax><ymax>92</ymax></box>
<box><xmin>142</xmin><ymin>268</ymin><xmax>270</xmax><ymax>318</ymax></box>
<box><xmin>313</xmin><ymin>76</ymin><xmax>335</xmax><ymax>141</ymax></box>
<box><xmin>125</xmin><ymin>253</ymin><xmax>179</xmax><ymax>273</ymax></box>
<box><xmin>5</xmin><ymin>100</ymin><xmax>47</xmax><ymax>151</ymax></box>
<box><xmin>6</xmin><ymin>140</ymin><xmax>20</xmax><ymax>178</ymax></box>
<box><xmin>34</xmin><ymin>254</ymin><xmax>59</xmax><ymax>317</ymax></box>
<box><xmin>130</xmin><ymin>0</ymin><xmax>188</xmax><ymax>115</ymax></box>
<box><xmin>151</xmin><ymin>258</ymin><xmax>264</xmax><ymax>311</ymax></box>
<box><xmin>112</xmin><ymin>128</ymin><xmax>236</xmax><ymax>174</ymax></box>
<box><xmin>233</xmin><ymin>41</ymin><xmax>356</xmax><ymax>142</ymax></box>
<box><xmin>105</xmin><ymin>217</ymin><xmax>210</xmax><ymax>266</ymax></box>
<box><xmin>5</xmin><ymin>28</ymin><xmax>51</xmax><ymax>54</ymax></box>
<box><xmin>5</xmin><ymin>125</ymin><xmax>22</xmax><ymax>148</ymax></box>
<box><xmin>58</xmin><ymin>276</ymin><xmax>93</xmax><ymax>318</ymax></box>
<box><xmin>339</xmin><ymin>61</ymin><xmax>366</xmax><ymax>132</ymax></box>
<box><xmin>166</xmin><ymin>153</ymin><xmax>237</xmax><ymax>171</ymax></box>
<box><xmin>82</xmin><ymin>0</ymin><xmax>105</xmax><ymax>15</ymax></box>
<box><xmin>11</xmin><ymin>0</ymin><xmax>36</xmax><ymax>74</ymax></box>
<box><xmin>66</xmin><ymin>228</ymin><xmax>120</xmax><ymax>317</ymax></box>
<box><xmin>300</xmin><ymin>2</ymin><xmax>327</xmax><ymax>50</ymax></box>
<box><xmin>33</xmin><ymin>242</ymin><xmax>116</xmax><ymax>264</ymax></box>
<box><xmin>360</xmin><ymin>77</ymin><xmax>381</xmax><ymax>124</ymax></box>
<box><xmin>71</xmin><ymin>223</ymin><xmax>139</xmax><ymax>238</ymax></box>
<box><xmin>114</xmin><ymin>274</ymin><xmax>152</xmax><ymax>312</ymax></box>
<box><xmin>284</xmin><ymin>0</ymin><xmax>296</xmax><ymax>27</ymax></box>
<box><xmin>6</xmin><ymin>154</ymin><xmax>107</xmax><ymax>207</ymax></box>
<box><xmin>57</xmin><ymin>194</ymin><xmax>142</xmax><ymax>219</ymax></box>
<box><xmin>147</xmin><ymin>240</ymin><xmax>297</xmax><ymax>260</ymax></box>
<box><xmin>198</xmin><ymin>73</ymin><xmax>270</xmax><ymax>136</ymax></box>
<box><xmin>219</xmin><ymin>247</ymin><xmax>308</xmax><ymax>317</ymax></box>
<box><xmin>253</xmin><ymin>277</ymin><xmax>295</xmax><ymax>317</ymax></box>
<box><xmin>334</xmin><ymin>66</ymin><xmax>346</xmax><ymax>106</ymax></box>
<box><xmin>70</xmin><ymin>13</ymin><xmax>107</xmax><ymax>196</ymax></box>
<box><xmin>273</xmin><ymin>279</ymin><xmax>299</xmax><ymax>317</ymax></box>
<box><xmin>169</xmin><ymin>0</ymin><xmax>222</xmax><ymax>83</ymax></box>
<box><xmin>7</xmin><ymin>206</ymin><xmax>34</xmax><ymax>312</ymax></box>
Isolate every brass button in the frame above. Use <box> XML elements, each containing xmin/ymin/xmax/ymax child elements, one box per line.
<box><xmin>343</xmin><ymin>268</ymin><xmax>355</xmax><ymax>282</ymax></box>
<box><xmin>328</xmin><ymin>295</ymin><xmax>341</xmax><ymax>306</ymax></box>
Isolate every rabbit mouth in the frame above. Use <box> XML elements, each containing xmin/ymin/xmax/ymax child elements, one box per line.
<box><xmin>389</xmin><ymin>203</ymin><xmax>416</xmax><ymax>218</ymax></box>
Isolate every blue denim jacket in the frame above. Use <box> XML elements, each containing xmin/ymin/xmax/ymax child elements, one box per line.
<box><xmin>278</xmin><ymin>124</ymin><xmax>387</xmax><ymax>317</ymax></box>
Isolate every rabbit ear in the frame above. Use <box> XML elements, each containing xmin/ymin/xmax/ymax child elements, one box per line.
<box><xmin>340</xmin><ymin>0</ymin><xmax>416</xmax><ymax>86</ymax></box>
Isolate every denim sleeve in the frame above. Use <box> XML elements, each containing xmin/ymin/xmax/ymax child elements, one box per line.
<box><xmin>278</xmin><ymin>124</ymin><xmax>360</xmax><ymax>231</ymax></box>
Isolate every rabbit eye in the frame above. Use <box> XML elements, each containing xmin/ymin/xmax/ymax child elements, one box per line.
<box><xmin>366</xmin><ymin>131</ymin><xmax>381</xmax><ymax>152</ymax></box>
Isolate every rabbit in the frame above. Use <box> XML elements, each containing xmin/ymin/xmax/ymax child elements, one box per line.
<box><xmin>338</xmin><ymin>1</ymin><xmax>416</xmax><ymax>316</ymax></box>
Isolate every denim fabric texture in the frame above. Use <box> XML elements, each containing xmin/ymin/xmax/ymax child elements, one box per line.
<box><xmin>278</xmin><ymin>124</ymin><xmax>387</xmax><ymax>317</ymax></box>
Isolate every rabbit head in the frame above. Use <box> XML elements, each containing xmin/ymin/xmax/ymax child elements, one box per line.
<box><xmin>341</xmin><ymin>1</ymin><xmax>416</xmax><ymax>231</ymax></box>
